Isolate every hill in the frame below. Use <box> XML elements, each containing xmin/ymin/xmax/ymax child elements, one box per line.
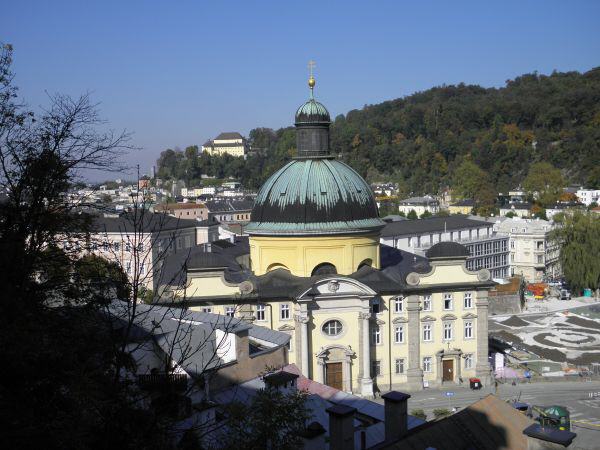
<box><xmin>157</xmin><ymin>68</ymin><xmax>600</xmax><ymax>195</ymax></box>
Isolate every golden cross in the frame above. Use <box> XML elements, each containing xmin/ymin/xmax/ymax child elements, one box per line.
<box><xmin>308</xmin><ymin>60</ymin><xmax>316</xmax><ymax>78</ymax></box>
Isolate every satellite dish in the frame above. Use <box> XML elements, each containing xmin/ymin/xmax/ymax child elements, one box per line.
<box><xmin>239</xmin><ymin>280</ymin><xmax>254</xmax><ymax>295</ymax></box>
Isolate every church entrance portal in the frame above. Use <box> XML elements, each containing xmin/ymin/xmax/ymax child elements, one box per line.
<box><xmin>326</xmin><ymin>362</ymin><xmax>343</xmax><ymax>390</ymax></box>
<box><xmin>442</xmin><ymin>359</ymin><xmax>454</xmax><ymax>382</ymax></box>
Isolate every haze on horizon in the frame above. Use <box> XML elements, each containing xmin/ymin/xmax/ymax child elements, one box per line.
<box><xmin>3</xmin><ymin>0</ymin><xmax>599</xmax><ymax>182</ymax></box>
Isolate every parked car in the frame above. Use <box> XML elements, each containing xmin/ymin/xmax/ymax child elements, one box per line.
<box><xmin>560</xmin><ymin>289</ymin><xmax>571</xmax><ymax>300</ymax></box>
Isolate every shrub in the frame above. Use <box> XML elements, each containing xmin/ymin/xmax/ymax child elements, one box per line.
<box><xmin>433</xmin><ymin>408</ymin><xmax>451</xmax><ymax>419</ymax></box>
<box><xmin>411</xmin><ymin>408</ymin><xmax>427</xmax><ymax>421</ymax></box>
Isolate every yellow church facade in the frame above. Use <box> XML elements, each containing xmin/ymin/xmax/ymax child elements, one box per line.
<box><xmin>249</xmin><ymin>233</ymin><xmax>380</xmax><ymax>277</ymax></box>
<box><xmin>176</xmin><ymin>247</ymin><xmax>491</xmax><ymax>395</ymax></box>
<box><xmin>161</xmin><ymin>73</ymin><xmax>493</xmax><ymax>396</ymax></box>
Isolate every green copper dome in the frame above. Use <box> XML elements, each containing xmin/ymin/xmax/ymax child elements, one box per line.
<box><xmin>246</xmin><ymin>74</ymin><xmax>383</xmax><ymax>236</ymax></box>
<box><xmin>246</xmin><ymin>158</ymin><xmax>384</xmax><ymax>235</ymax></box>
<box><xmin>295</xmin><ymin>98</ymin><xmax>331</xmax><ymax>124</ymax></box>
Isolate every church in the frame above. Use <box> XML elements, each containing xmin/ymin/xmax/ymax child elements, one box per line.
<box><xmin>159</xmin><ymin>72</ymin><xmax>494</xmax><ymax>397</ymax></box>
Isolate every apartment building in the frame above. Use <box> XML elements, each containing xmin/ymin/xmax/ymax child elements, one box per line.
<box><xmin>380</xmin><ymin>215</ymin><xmax>509</xmax><ymax>279</ymax></box>
<box><xmin>493</xmin><ymin>217</ymin><xmax>560</xmax><ymax>282</ymax></box>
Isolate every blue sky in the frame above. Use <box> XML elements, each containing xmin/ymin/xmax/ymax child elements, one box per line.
<box><xmin>3</xmin><ymin>0</ymin><xmax>599</xmax><ymax>181</ymax></box>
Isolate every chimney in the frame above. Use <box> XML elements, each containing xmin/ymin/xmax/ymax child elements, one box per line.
<box><xmin>382</xmin><ymin>391</ymin><xmax>411</xmax><ymax>443</ymax></box>
<box><xmin>522</xmin><ymin>424</ymin><xmax>576</xmax><ymax>449</ymax></box>
<box><xmin>326</xmin><ymin>404</ymin><xmax>356</xmax><ymax>450</ymax></box>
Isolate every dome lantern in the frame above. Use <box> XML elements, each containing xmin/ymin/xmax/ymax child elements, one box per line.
<box><xmin>295</xmin><ymin>60</ymin><xmax>331</xmax><ymax>158</ymax></box>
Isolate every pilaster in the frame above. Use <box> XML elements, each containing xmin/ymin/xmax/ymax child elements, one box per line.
<box><xmin>295</xmin><ymin>305</ymin><xmax>310</xmax><ymax>378</ymax></box>
<box><xmin>475</xmin><ymin>290</ymin><xmax>491</xmax><ymax>386</ymax></box>
<box><xmin>406</xmin><ymin>295</ymin><xmax>423</xmax><ymax>390</ymax></box>
<box><xmin>358</xmin><ymin>311</ymin><xmax>373</xmax><ymax>397</ymax></box>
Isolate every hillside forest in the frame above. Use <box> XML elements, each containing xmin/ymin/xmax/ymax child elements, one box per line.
<box><xmin>156</xmin><ymin>68</ymin><xmax>600</xmax><ymax>213</ymax></box>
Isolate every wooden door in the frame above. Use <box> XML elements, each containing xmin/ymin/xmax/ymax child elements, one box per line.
<box><xmin>326</xmin><ymin>362</ymin><xmax>343</xmax><ymax>390</ymax></box>
<box><xmin>443</xmin><ymin>359</ymin><xmax>454</xmax><ymax>382</ymax></box>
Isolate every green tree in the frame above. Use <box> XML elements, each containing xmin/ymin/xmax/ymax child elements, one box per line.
<box><xmin>420</xmin><ymin>210</ymin><xmax>433</xmax><ymax>219</ymax></box>
<box><xmin>551</xmin><ymin>211</ymin><xmax>600</xmax><ymax>294</ymax></box>
<box><xmin>0</xmin><ymin>43</ymin><xmax>171</xmax><ymax>449</ymax></box>
<box><xmin>220</xmin><ymin>387</ymin><xmax>309</xmax><ymax>449</ymax></box>
<box><xmin>75</xmin><ymin>254</ymin><xmax>131</xmax><ymax>300</ymax></box>
<box><xmin>452</xmin><ymin>159</ymin><xmax>496</xmax><ymax>214</ymax></box>
<box><xmin>407</xmin><ymin>209</ymin><xmax>418</xmax><ymax>220</ymax></box>
<box><xmin>452</xmin><ymin>159</ymin><xmax>487</xmax><ymax>200</ymax></box>
<box><xmin>523</xmin><ymin>162</ymin><xmax>565</xmax><ymax>207</ymax></box>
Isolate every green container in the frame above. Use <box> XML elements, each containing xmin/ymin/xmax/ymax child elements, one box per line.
<box><xmin>584</xmin><ymin>288</ymin><xmax>592</xmax><ymax>297</ymax></box>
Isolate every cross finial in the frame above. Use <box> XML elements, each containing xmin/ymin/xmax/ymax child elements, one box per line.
<box><xmin>307</xmin><ymin>60</ymin><xmax>316</xmax><ymax>96</ymax></box>
<box><xmin>308</xmin><ymin>60</ymin><xmax>316</xmax><ymax>77</ymax></box>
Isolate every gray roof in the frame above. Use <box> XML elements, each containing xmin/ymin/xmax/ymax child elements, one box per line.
<box><xmin>158</xmin><ymin>245</ymin><xmax>247</xmax><ymax>288</ymax></box>
<box><xmin>399</xmin><ymin>196</ymin><xmax>439</xmax><ymax>205</ymax></box>
<box><xmin>382</xmin><ymin>215</ymin><xmax>409</xmax><ymax>223</ymax></box>
<box><xmin>210</xmin><ymin>364</ymin><xmax>425</xmax><ymax>449</ymax></box>
<box><xmin>247</xmin><ymin>324</ymin><xmax>291</xmax><ymax>346</ymax></box>
<box><xmin>206</xmin><ymin>199</ymin><xmax>254</xmax><ymax>213</ymax></box>
<box><xmin>91</xmin><ymin>211</ymin><xmax>199</xmax><ymax>233</ymax></box>
<box><xmin>249</xmin><ymin>245</ymin><xmax>430</xmax><ymax>298</ymax></box>
<box><xmin>381</xmin><ymin>214</ymin><xmax>490</xmax><ymax>238</ymax></box>
<box><xmin>106</xmin><ymin>301</ymin><xmax>289</xmax><ymax>375</ymax></box>
<box><xmin>215</xmin><ymin>132</ymin><xmax>243</xmax><ymax>140</ymax></box>
<box><xmin>425</xmin><ymin>241</ymin><xmax>469</xmax><ymax>259</ymax></box>
<box><xmin>451</xmin><ymin>199</ymin><xmax>475</xmax><ymax>207</ymax></box>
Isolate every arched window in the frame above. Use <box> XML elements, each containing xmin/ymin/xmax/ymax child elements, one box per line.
<box><xmin>322</xmin><ymin>320</ymin><xmax>343</xmax><ymax>336</ymax></box>
<box><xmin>266</xmin><ymin>263</ymin><xmax>290</xmax><ymax>272</ymax></box>
<box><xmin>311</xmin><ymin>263</ymin><xmax>337</xmax><ymax>276</ymax></box>
<box><xmin>357</xmin><ymin>258</ymin><xmax>373</xmax><ymax>270</ymax></box>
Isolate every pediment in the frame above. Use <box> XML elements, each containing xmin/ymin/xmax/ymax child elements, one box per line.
<box><xmin>316</xmin><ymin>344</ymin><xmax>355</xmax><ymax>358</ymax></box>
<box><xmin>278</xmin><ymin>324</ymin><xmax>295</xmax><ymax>332</ymax></box>
<box><xmin>441</xmin><ymin>314</ymin><xmax>458</xmax><ymax>321</ymax></box>
<box><xmin>373</xmin><ymin>318</ymin><xmax>386</xmax><ymax>325</ymax></box>
<box><xmin>420</xmin><ymin>315</ymin><xmax>437</xmax><ymax>322</ymax></box>
<box><xmin>297</xmin><ymin>276</ymin><xmax>376</xmax><ymax>300</ymax></box>
<box><xmin>462</xmin><ymin>313</ymin><xmax>478</xmax><ymax>319</ymax></box>
<box><xmin>392</xmin><ymin>316</ymin><xmax>409</xmax><ymax>324</ymax></box>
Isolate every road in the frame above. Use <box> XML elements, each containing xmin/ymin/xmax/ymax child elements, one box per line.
<box><xmin>375</xmin><ymin>381</ymin><xmax>600</xmax><ymax>449</ymax></box>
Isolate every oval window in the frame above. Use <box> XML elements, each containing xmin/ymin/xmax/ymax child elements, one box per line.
<box><xmin>322</xmin><ymin>320</ymin><xmax>343</xmax><ymax>336</ymax></box>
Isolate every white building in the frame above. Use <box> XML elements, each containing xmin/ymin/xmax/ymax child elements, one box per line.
<box><xmin>398</xmin><ymin>195</ymin><xmax>440</xmax><ymax>216</ymax></box>
<box><xmin>380</xmin><ymin>215</ymin><xmax>509</xmax><ymax>279</ymax></box>
<box><xmin>202</xmin><ymin>132</ymin><xmax>248</xmax><ymax>158</ymax></box>
<box><xmin>493</xmin><ymin>217</ymin><xmax>560</xmax><ymax>283</ymax></box>
<box><xmin>65</xmin><ymin>212</ymin><xmax>219</xmax><ymax>290</ymax></box>
<box><xmin>201</xmin><ymin>186</ymin><xmax>217</xmax><ymax>195</ymax></box>
<box><xmin>576</xmin><ymin>189</ymin><xmax>600</xmax><ymax>206</ymax></box>
<box><xmin>545</xmin><ymin>202</ymin><xmax>584</xmax><ymax>220</ymax></box>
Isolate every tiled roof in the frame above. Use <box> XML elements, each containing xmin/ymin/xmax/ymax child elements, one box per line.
<box><xmin>382</xmin><ymin>394</ymin><xmax>534</xmax><ymax>450</ymax></box>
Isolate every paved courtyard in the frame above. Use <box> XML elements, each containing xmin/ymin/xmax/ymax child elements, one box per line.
<box><xmin>490</xmin><ymin>304</ymin><xmax>600</xmax><ymax>366</ymax></box>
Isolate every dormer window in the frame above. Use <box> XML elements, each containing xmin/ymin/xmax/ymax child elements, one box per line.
<box><xmin>372</xmin><ymin>298</ymin><xmax>381</xmax><ymax>314</ymax></box>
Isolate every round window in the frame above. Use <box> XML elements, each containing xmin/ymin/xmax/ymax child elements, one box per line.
<box><xmin>322</xmin><ymin>320</ymin><xmax>343</xmax><ymax>336</ymax></box>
